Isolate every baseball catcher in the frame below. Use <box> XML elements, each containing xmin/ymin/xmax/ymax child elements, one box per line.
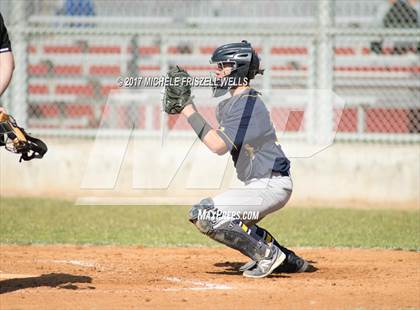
<box><xmin>163</xmin><ymin>40</ymin><xmax>312</xmax><ymax>278</ymax></box>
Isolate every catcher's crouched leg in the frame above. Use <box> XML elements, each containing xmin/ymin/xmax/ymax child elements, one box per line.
<box><xmin>188</xmin><ymin>198</ymin><xmax>273</xmax><ymax>262</ymax></box>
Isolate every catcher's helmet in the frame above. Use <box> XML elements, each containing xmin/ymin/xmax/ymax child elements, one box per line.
<box><xmin>210</xmin><ymin>40</ymin><xmax>263</xmax><ymax>97</ymax></box>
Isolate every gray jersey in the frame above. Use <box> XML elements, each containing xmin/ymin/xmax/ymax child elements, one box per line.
<box><xmin>215</xmin><ymin>88</ymin><xmax>290</xmax><ymax>182</ymax></box>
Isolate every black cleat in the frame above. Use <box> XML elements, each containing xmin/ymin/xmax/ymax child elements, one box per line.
<box><xmin>275</xmin><ymin>253</ymin><xmax>317</xmax><ymax>273</ymax></box>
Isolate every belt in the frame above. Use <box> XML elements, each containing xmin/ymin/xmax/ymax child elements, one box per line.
<box><xmin>271</xmin><ymin>170</ymin><xmax>290</xmax><ymax>178</ymax></box>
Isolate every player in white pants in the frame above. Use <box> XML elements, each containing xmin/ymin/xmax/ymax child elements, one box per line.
<box><xmin>214</xmin><ymin>175</ymin><xmax>293</xmax><ymax>224</ymax></box>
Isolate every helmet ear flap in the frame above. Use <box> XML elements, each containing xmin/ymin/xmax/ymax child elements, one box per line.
<box><xmin>247</xmin><ymin>51</ymin><xmax>261</xmax><ymax>80</ymax></box>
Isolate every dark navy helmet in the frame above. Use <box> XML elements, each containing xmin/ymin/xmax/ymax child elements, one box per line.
<box><xmin>210</xmin><ymin>40</ymin><xmax>263</xmax><ymax>97</ymax></box>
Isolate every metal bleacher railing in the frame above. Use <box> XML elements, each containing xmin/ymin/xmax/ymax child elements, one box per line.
<box><xmin>1</xmin><ymin>0</ymin><xmax>419</xmax><ymax>143</ymax></box>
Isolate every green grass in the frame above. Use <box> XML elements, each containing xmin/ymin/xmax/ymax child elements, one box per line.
<box><xmin>0</xmin><ymin>197</ymin><xmax>419</xmax><ymax>250</ymax></box>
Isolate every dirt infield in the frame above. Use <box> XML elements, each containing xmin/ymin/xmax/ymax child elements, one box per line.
<box><xmin>0</xmin><ymin>245</ymin><xmax>419</xmax><ymax>309</ymax></box>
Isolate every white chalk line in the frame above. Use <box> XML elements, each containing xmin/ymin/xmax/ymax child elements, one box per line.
<box><xmin>45</xmin><ymin>259</ymin><xmax>97</xmax><ymax>268</ymax></box>
<box><xmin>163</xmin><ymin>276</ymin><xmax>233</xmax><ymax>291</ymax></box>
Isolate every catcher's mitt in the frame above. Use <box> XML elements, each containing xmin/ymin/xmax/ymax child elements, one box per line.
<box><xmin>163</xmin><ymin>66</ymin><xmax>192</xmax><ymax>114</ymax></box>
<box><xmin>0</xmin><ymin>112</ymin><xmax>47</xmax><ymax>162</ymax></box>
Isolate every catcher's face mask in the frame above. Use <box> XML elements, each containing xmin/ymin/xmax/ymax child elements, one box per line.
<box><xmin>0</xmin><ymin>113</ymin><xmax>47</xmax><ymax>162</ymax></box>
<box><xmin>215</xmin><ymin>61</ymin><xmax>235</xmax><ymax>78</ymax></box>
<box><xmin>210</xmin><ymin>61</ymin><xmax>242</xmax><ymax>97</ymax></box>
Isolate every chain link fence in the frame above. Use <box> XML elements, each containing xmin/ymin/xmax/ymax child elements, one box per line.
<box><xmin>1</xmin><ymin>0</ymin><xmax>419</xmax><ymax>143</ymax></box>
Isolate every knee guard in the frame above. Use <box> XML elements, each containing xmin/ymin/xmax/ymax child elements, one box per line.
<box><xmin>188</xmin><ymin>198</ymin><xmax>272</xmax><ymax>262</ymax></box>
<box><xmin>188</xmin><ymin>197</ymin><xmax>216</xmax><ymax>234</ymax></box>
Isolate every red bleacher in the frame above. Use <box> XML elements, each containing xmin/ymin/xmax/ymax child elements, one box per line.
<box><xmin>55</xmin><ymin>84</ymin><xmax>94</xmax><ymax>96</ymax></box>
<box><xmin>66</xmin><ymin>103</ymin><xmax>94</xmax><ymax>118</ymax></box>
<box><xmin>32</xmin><ymin>43</ymin><xmax>419</xmax><ymax>57</ymax></box>
<box><xmin>29</xmin><ymin>103</ymin><xmax>55</xmax><ymax>118</ymax></box>
<box><xmin>335</xmin><ymin>65</ymin><xmax>420</xmax><ymax>73</ymax></box>
<box><xmin>271</xmin><ymin>47</ymin><xmax>307</xmax><ymax>55</ymax></box>
<box><xmin>366</xmin><ymin>108</ymin><xmax>410</xmax><ymax>133</ymax></box>
<box><xmin>44</xmin><ymin>45</ymin><xmax>83</xmax><ymax>54</ymax></box>
<box><xmin>89</xmin><ymin>65</ymin><xmax>121</xmax><ymax>76</ymax></box>
<box><xmin>334</xmin><ymin>47</ymin><xmax>356</xmax><ymax>55</ymax></box>
<box><xmin>28</xmin><ymin>100</ymin><xmax>416</xmax><ymax>134</ymax></box>
<box><xmin>271</xmin><ymin>108</ymin><xmax>304</xmax><ymax>132</ymax></box>
<box><xmin>54</xmin><ymin>65</ymin><xmax>82</xmax><ymax>75</ymax></box>
<box><xmin>138</xmin><ymin>46</ymin><xmax>160</xmax><ymax>55</ymax></box>
<box><xmin>27</xmin><ymin>42</ymin><xmax>419</xmax><ymax>132</ymax></box>
<box><xmin>336</xmin><ymin>108</ymin><xmax>358</xmax><ymax>133</ymax></box>
<box><xmin>28</xmin><ymin>64</ymin><xmax>49</xmax><ymax>75</ymax></box>
<box><xmin>88</xmin><ymin>45</ymin><xmax>121</xmax><ymax>54</ymax></box>
<box><xmin>28</xmin><ymin>84</ymin><xmax>49</xmax><ymax>95</ymax></box>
